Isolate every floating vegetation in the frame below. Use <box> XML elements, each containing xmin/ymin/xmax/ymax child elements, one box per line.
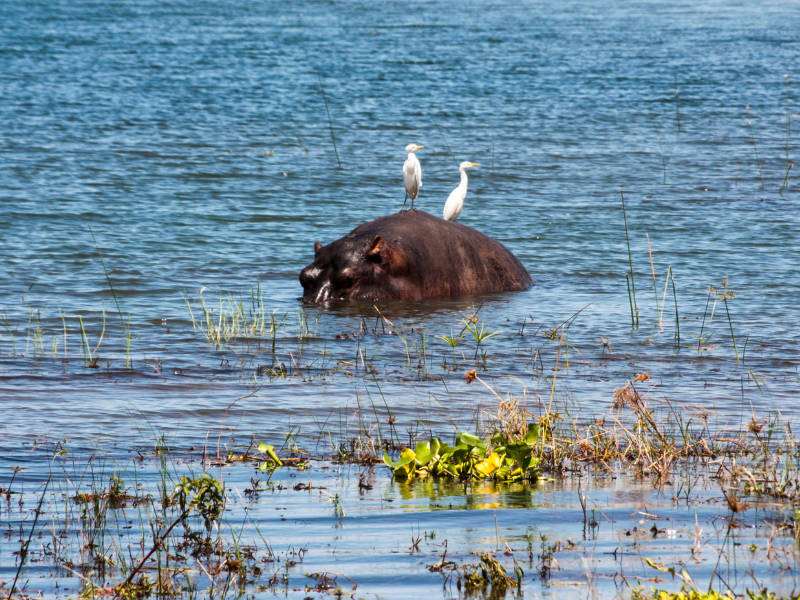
<box><xmin>383</xmin><ymin>424</ymin><xmax>540</xmax><ymax>482</ymax></box>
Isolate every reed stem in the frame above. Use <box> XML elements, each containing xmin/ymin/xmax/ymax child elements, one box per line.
<box><xmin>317</xmin><ymin>73</ymin><xmax>341</xmax><ymax>169</ymax></box>
<box><xmin>625</xmin><ymin>274</ymin><xmax>634</xmax><ymax>327</ymax></box>
<box><xmin>647</xmin><ymin>234</ymin><xmax>659</xmax><ymax>327</ymax></box>
<box><xmin>698</xmin><ymin>293</ymin><xmax>711</xmax><ymax>356</ymax></box>
<box><xmin>79</xmin><ymin>316</ymin><xmax>92</xmax><ymax>363</ymax></box>
<box><xmin>491</xmin><ymin>125</ymin><xmax>495</xmax><ymax>175</ymax></box>
<box><xmin>746</xmin><ymin>106</ymin><xmax>765</xmax><ymax>189</ymax></box>
<box><xmin>659</xmin><ymin>265</ymin><xmax>671</xmax><ymax>327</ymax></box>
<box><xmin>654</xmin><ymin>126</ymin><xmax>667</xmax><ymax>183</ymax></box>
<box><xmin>89</xmin><ymin>226</ymin><xmax>131</xmax><ymax>367</ymax></box>
<box><xmin>431</xmin><ymin>114</ymin><xmax>459</xmax><ymax>168</ymax></box>
<box><xmin>723</xmin><ymin>297</ymin><xmax>739</xmax><ymax>364</ymax></box>
<box><xmin>671</xmin><ymin>271</ymin><xmax>680</xmax><ymax>345</ymax></box>
<box><xmin>620</xmin><ymin>189</ymin><xmax>638</xmax><ymax>326</ymax></box>
<box><xmin>779</xmin><ymin>76</ymin><xmax>791</xmax><ymax>195</ymax></box>
<box><xmin>9</xmin><ymin>475</ymin><xmax>51</xmax><ymax>599</ymax></box>
<box><xmin>674</xmin><ymin>68</ymin><xmax>681</xmax><ymax>134</ymax></box>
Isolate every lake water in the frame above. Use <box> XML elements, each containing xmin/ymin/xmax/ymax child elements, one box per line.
<box><xmin>1</xmin><ymin>0</ymin><xmax>799</xmax><ymax>597</ymax></box>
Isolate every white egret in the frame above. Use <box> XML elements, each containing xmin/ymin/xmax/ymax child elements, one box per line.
<box><xmin>402</xmin><ymin>144</ymin><xmax>424</xmax><ymax>211</ymax></box>
<box><xmin>442</xmin><ymin>161</ymin><xmax>479</xmax><ymax>222</ymax></box>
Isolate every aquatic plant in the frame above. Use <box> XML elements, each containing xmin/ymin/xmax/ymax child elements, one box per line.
<box><xmin>463</xmin><ymin>317</ymin><xmax>500</xmax><ymax>360</ymax></box>
<box><xmin>257</xmin><ymin>442</ymin><xmax>283</xmax><ymax>470</ymax></box>
<box><xmin>182</xmin><ymin>282</ymin><xmax>287</xmax><ymax>349</ymax></box>
<box><xmin>457</xmin><ymin>552</ymin><xmax>521</xmax><ymax>596</ymax></box>
<box><xmin>709</xmin><ymin>280</ymin><xmax>739</xmax><ymax>362</ymax></box>
<box><xmin>437</xmin><ymin>329</ymin><xmax>464</xmax><ymax>364</ymax></box>
<box><xmin>117</xmin><ymin>473</ymin><xmax>226</xmax><ymax>595</ymax></box>
<box><xmin>621</xmin><ymin>187</ymin><xmax>639</xmax><ymax>327</ymax></box>
<box><xmin>382</xmin><ymin>423</ymin><xmax>540</xmax><ymax>482</ymax></box>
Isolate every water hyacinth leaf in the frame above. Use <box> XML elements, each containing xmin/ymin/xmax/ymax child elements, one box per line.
<box><xmin>456</xmin><ymin>431</ymin><xmax>485</xmax><ymax>449</ymax></box>
<box><xmin>450</xmin><ymin>447</ymin><xmax>471</xmax><ymax>464</ymax></box>
<box><xmin>393</xmin><ymin>453</ymin><xmax>417</xmax><ymax>478</ymax></box>
<box><xmin>436</xmin><ymin>440</ymin><xmax>458</xmax><ymax>457</ymax></box>
<box><xmin>504</xmin><ymin>441</ymin><xmax>533</xmax><ymax>467</ymax></box>
<box><xmin>383</xmin><ymin>448</ymin><xmax>416</xmax><ymax>469</ymax></box>
<box><xmin>414</xmin><ymin>438</ymin><xmax>440</xmax><ymax>466</ymax></box>
<box><xmin>258</xmin><ymin>443</ymin><xmax>282</xmax><ymax>466</ymax></box>
<box><xmin>520</xmin><ymin>455</ymin><xmax>540</xmax><ymax>475</ymax></box>
<box><xmin>383</xmin><ymin>429</ymin><xmax>539</xmax><ymax>482</ymax></box>
<box><xmin>474</xmin><ymin>452</ymin><xmax>502</xmax><ymax>475</ymax></box>
<box><xmin>394</xmin><ymin>462</ymin><xmax>415</xmax><ymax>478</ymax></box>
<box><xmin>525</xmin><ymin>423</ymin><xmax>540</xmax><ymax>444</ymax></box>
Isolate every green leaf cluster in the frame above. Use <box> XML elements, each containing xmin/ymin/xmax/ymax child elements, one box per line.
<box><xmin>383</xmin><ymin>424</ymin><xmax>540</xmax><ymax>482</ymax></box>
<box><xmin>171</xmin><ymin>474</ymin><xmax>226</xmax><ymax>532</ymax></box>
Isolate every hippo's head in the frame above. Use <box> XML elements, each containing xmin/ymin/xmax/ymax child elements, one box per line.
<box><xmin>299</xmin><ymin>234</ymin><xmax>413</xmax><ymax>302</ymax></box>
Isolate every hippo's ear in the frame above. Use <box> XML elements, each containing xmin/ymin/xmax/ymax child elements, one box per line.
<box><xmin>366</xmin><ymin>235</ymin><xmax>385</xmax><ymax>259</ymax></box>
<box><xmin>314</xmin><ymin>241</ymin><xmax>323</xmax><ymax>255</ymax></box>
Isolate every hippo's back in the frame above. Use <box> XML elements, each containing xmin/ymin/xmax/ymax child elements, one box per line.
<box><xmin>349</xmin><ymin>210</ymin><xmax>532</xmax><ymax>297</ymax></box>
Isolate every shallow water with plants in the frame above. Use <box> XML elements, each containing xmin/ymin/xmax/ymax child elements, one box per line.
<box><xmin>1</xmin><ymin>0</ymin><xmax>800</xmax><ymax>598</ymax></box>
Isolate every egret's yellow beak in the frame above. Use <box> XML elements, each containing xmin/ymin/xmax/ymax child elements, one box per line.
<box><xmin>417</xmin><ymin>145</ymin><xmax>424</xmax><ymax>149</ymax></box>
<box><xmin>470</xmin><ymin>162</ymin><xmax>480</xmax><ymax>167</ymax></box>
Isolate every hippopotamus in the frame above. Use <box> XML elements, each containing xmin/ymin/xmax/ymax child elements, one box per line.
<box><xmin>299</xmin><ymin>210</ymin><xmax>532</xmax><ymax>302</ymax></box>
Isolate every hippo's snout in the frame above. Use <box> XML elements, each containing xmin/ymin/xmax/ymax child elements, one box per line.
<box><xmin>300</xmin><ymin>264</ymin><xmax>335</xmax><ymax>302</ymax></box>
<box><xmin>299</xmin><ymin>265</ymin><xmax>321</xmax><ymax>289</ymax></box>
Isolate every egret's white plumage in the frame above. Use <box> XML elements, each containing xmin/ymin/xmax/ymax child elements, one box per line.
<box><xmin>402</xmin><ymin>144</ymin><xmax>424</xmax><ymax>210</ymax></box>
<box><xmin>443</xmin><ymin>161</ymin><xmax>479</xmax><ymax>222</ymax></box>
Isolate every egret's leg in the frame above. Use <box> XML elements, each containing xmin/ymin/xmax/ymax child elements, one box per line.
<box><xmin>400</xmin><ymin>192</ymin><xmax>408</xmax><ymax>212</ymax></box>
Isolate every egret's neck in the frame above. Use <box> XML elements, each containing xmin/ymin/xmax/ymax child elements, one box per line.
<box><xmin>458</xmin><ymin>169</ymin><xmax>469</xmax><ymax>190</ymax></box>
